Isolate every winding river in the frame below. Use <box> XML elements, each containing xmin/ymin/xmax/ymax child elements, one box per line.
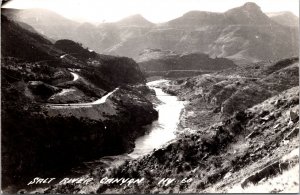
<box><xmin>25</xmin><ymin>80</ymin><xmax>185</xmax><ymax>193</ymax></box>
<box><xmin>72</xmin><ymin>80</ymin><xmax>185</xmax><ymax>173</ymax></box>
<box><xmin>129</xmin><ymin>80</ymin><xmax>185</xmax><ymax>158</ymax></box>
<box><xmin>49</xmin><ymin>75</ymin><xmax>185</xmax><ymax>161</ymax></box>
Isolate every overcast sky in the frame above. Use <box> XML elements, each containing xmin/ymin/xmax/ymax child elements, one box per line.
<box><xmin>2</xmin><ymin>0</ymin><xmax>299</xmax><ymax>23</ymax></box>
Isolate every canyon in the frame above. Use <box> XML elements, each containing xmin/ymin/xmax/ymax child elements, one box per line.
<box><xmin>1</xmin><ymin>2</ymin><xmax>299</xmax><ymax>194</ymax></box>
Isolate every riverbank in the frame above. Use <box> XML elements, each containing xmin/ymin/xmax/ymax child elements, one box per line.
<box><xmin>2</xmin><ymin>84</ymin><xmax>159</xmax><ymax>193</ymax></box>
<box><xmin>13</xmin><ymin>80</ymin><xmax>185</xmax><ymax>194</ymax></box>
<box><xmin>129</xmin><ymin>80</ymin><xmax>185</xmax><ymax>158</ymax></box>
<box><xmin>10</xmin><ymin>57</ymin><xmax>298</xmax><ymax>193</ymax></box>
<box><xmin>43</xmin><ymin>57</ymin><xmax>299</xmax><ymax>194</ymax></box>
<box><xmin>93</xmin><ymin>86</ymin><xmax>299</xmax><ymax>194</ymax></box>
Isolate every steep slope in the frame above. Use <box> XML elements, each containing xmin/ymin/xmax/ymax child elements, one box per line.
<box><xmin>54</xmin><ymin>39</ymin><xmax>145</xmax><ymax>89</ymax></box>
<box><xmin>8</xmin><ymin>8</ymin><xmax>80</xmax><ymax>40</ymax></box>
<box><xmin>5</xmin><ymin>2</ymin><xmax>298</xmax><ymax>65</ymax></box>
<box><xmin>267</xmin><ymin>12</ymin><xmax>299</xmax><ymax>26</ymax></box>
<box><xmin>106</xmin><ymin>3</ymin><xmax>298</xmax><ymax>63</ymax></box>
<box><xmin>167</xmin><ymin>11</ymin><xmax>225</xmax><ymax>28</ymax></box>
<box><xmin>44</xmin><ymin>58</ymin><xmax>299</xmax><ymax>194</ymax></box>
<box><xmin>1</xmin><ymin>15</ymin><xmax>145</xmax><ymax>90</ymax></box>
<box><xmin>207</xmin><ymin>24</ymin><xmax>298</xmax><ymax>64</ymax></box>
<box><xmin>138</xmin><ymin>49</ymin><xmax>236</xmax><ymax>77</ymax></box>
<box><xmin>166</xmin><ymin>3</ymin><xmax>298</xmax><ymax>64</ymax></box>
<box><xmin>96</xmin><ymin>87</ymin><xmax>299</xmax><ymax>194</ymax></box>
<box><xmin>162</xmin><ymin>57</ymin><xmax>298</xmax><ymax>118</ymax></box>
<box><xmin>167</xmin><ymin>3</ymin><xmax>272</xmax><ymax>28</ymax></box>
<box><xmin>224</xmin><ymin>2</ymin><xmax>272</xmax><ymax>25</ymax></box>
<box><xmin>1</xmin><ymin>15</ymin><xmax>158</xmax><ymax>192</ymax></box>
<box><xmin>1</xmin><ymin>15</ymin><xmax>61</xmax><ymax>61</ymax></box>
<box><xmin>114</xmin><ymin>14</ymin><xmax>154</xmax><ymax>27</ymax></box>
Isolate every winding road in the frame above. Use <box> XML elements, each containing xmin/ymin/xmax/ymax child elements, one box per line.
<box><xmin>71</xmin><ymin>72</ymin><xmax>79</xmax><ymax>81</ymax></box>
<box><xmin>47</xmin><ymin>72</ymin><xmax>119</xmax><ymax>108</ymax></box>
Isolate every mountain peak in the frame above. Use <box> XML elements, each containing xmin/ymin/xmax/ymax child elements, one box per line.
<box><xmin>228</xmin><ymin>2</ymin><xmax>262</xmax><ymax>14</ymax></box>
<box><xmin>225</xmin><ymin>2</ymin><xmax>271</xmax><ymax>25</ymax></box>
<box><xmin>116</xmin><ymin>14</ymin><xmax>153</xmax><ymax>27</ymax></box>
<box><xmin>241</xmin><ymin>2</ymin><xmax>261</xmax><ymax>11</ymax></box>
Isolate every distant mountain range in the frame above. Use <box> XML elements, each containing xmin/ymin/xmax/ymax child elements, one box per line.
<box><xmin>2</xmin><ymin>2</ymin><xmax>299</xmax><ymax>65</ymax></box>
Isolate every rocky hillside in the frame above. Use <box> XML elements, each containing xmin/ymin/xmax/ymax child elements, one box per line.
<box><xmin>1</xmin><ymin>14</ymin><xmax>158</xmax><ymax>192</ymax></box>
<box><xmin>54</xmin><ymin>39</ymin><xmax>145</xmax><ymax>89</ymax></box>
<box><xmin>1</xmin><ymin>15</ymin><xmax>59</xmax><ymax>61</ymax></box>
<box><xmin>4</xmin><ymin>2</ymin><xmax>298</xmax><ymax>64</ymax></box>
<box><xmin>267</xmin><ymin>11</ymin><xmax>299</xmax><ymax>26</ymax></box>
<box><xmin>2</xmin><ymin>8</ymin><xmax>80</xmax><ymax>41</ymax></box>
<box><xmin>106</xmin><ymin>3</ymin><xmax>299</xmax><ymax>64</ymax></box>
<box><xmin>96</xmin><ymin>87</ymin><xmax>299</xmax><ymax>194</ymax></box>
<box><xmin>2</xmin><ymin>14</ymin><xmax>145</xmax><ymax>91</ymax></box>
<box><xmin>162</xmin><ymin>57</ymin><xmax>299</xmax><ymax>118</ymax></box>
<box><xmin>43</xmin><ymin>57</ymin><xmax>299</xmax><ymax>194</ymax></box>
<box><xmin>138</xmin><ymin>49</ymin><xmax>236</xmax><ymax>77</ymax></box>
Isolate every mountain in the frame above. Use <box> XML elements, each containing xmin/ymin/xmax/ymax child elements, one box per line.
<box><xmin>2</xmin><ymin>3</ymin><xmax>299</xmax><ymax>193</ymax></box>
<box><xmin>46</xmin><ymin>56</ymin><xmax>299</xmax><ymax>194</ymax></box>
<box><xmin>167</xmin><ymin>11</ymin><xmax>225</xmax><ymax>28</ymax></box>
<box><xmin>1</xmin><ymin>14</ymin><xmax>145</xmax><ymax>88</ymax></box>
<box><xmin>3</xmin><ymin>2</ymin><xmax>299</xmax><ymax>65</ymax></box>
<box><xmin>166</xmin><ymin>3</ymin><xmax>271</xmax><ymax>28</ymax></box>
<box><xmin>1</xmin><ymin>15</ymin><xmax>60</xmax><ymax>61</ymax></box>
<box><xmin>1</xmin><ymin>14</ymin><xmax>158</xmax><ymax>190</ymax></box>
<box><xmin>114</xmin><ymin>14</ymin><xmax>154</xmax><ymax>27</ymax></box>
<box><xmin>2</xmin><ymin>8</ymin><xmax>80</xmax><ymax>41</ymax></box>
<box><xmin>224</xmin><ymin>2</ymin><xmax>272</xmax><ymax>25</ymax></box>
<box><xmin>103</xmin><ymin>2</ymin><xmax>298</xmax><ymax>64</ymax></box>
<box><xmin>267</xmin><ymin>12</ymin><xmax>299</xmax><ymax>26</ymax></box>
<box><xmin>138</xmin><ymin>49</ymin><xmax>236</xmax><ymax>77</ymax></box>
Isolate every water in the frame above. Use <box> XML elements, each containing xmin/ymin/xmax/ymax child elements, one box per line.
<box><xmin>22</xmin><ymin>80</ymin><xmax>185</xmax><ymax>193</ymax></box>
<box><xmin>128</xmin><ymin>80</ymin><xmax>185</xmax><ymax>158</ymax></box>
<box><xmin>74</xmin><ymin>79</ymin><xmax>185</xmax><ymax>171</ymax></box>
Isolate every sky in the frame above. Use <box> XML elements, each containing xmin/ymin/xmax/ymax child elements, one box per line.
<box><xmin>2</xmin><ymin>0</ymin><xmax>299</xmax><ymax>23</ymax></box>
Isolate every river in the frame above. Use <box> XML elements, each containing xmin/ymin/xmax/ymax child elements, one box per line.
<box><xmin>25</xmin><ymin>80</ymin><xmax>185</xmax><ymax>193</ymax></box>
<box><xmin>71</xmin><ymin>79</ymin><xmax>185</xmax><ymax>173</ymax></box>
<box><xmin>128</xmin><ymin>80</ymin><xmax>185</xmax><ymax>158</ymax></box>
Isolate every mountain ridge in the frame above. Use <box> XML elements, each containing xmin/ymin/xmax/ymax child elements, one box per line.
<box><xmin>138</xmin><ymin>49</ymin><xmax>237</xmax><ymax>77</ymax></box>
<box><xmin>2</xmin><ymin>2</ymin><xmax>299</xmax><ymax>64</ymax></box>
<box><xmin>114</xmin><ymin>14</ymin><xmax>154</xmax><ymax>27</ymax></box>
<box><xmin>267</xmin><ymin>11</ymin><xmax>299</xmax><ymax>26</ymax></box>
